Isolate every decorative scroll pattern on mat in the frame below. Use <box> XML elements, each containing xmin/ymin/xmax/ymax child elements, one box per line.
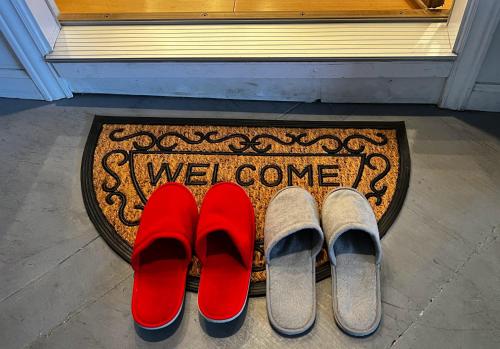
<box><xmin>82</xmin><ymin>117</ymin><xmax>410</xmax><ymax>296</ymax></box>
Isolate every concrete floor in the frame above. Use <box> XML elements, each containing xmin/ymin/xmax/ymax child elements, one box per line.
<box><xmin>0</xmin><ymin>95</ymin><xmax>499</xmax><ymax>349</ymax></box>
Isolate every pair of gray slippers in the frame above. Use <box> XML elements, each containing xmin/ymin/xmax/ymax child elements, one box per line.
<box><xmin>264</xmin><ymin>187</ymin><xmax>382</xmax><ymax>337</ymax></box>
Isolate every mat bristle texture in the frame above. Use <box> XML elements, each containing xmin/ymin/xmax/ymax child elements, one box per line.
<box><xmin>82</xmin><ymin>117</ymin><xmax>410</xmax><ymax>296</ymax></box>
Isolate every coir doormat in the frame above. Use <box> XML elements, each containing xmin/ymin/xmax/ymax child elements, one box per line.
<box><xmin>82</xmin><ymin>116</ymin><xmax>410</xmax><ymax>296</ymax></box>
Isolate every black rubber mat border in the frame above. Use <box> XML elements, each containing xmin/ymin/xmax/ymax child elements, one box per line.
<box><xmin>81</xmin><ymin>116</ymin><xmax>411</xmax><ymax>297</ymax></box>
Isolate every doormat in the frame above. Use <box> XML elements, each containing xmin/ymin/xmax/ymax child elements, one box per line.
<box><xmin>82</xmin><ymin>116</ymin><xmax>410</xmax><ymax>296</ymax></box>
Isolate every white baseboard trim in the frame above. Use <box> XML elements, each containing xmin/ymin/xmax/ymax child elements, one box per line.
<box><xmin>466</xmin><ymin>83</ymin><xmax>500</xmax><ymax>112</ymax></box>
<box><xmin>0</xmin><ymin>70</ymin><xmax>43</xmax><ymax>99</ymax></box>
<box><xmin>53</xmin><ymin>61</ymin><xmax>451</xmax><ymax>103</ymax></box>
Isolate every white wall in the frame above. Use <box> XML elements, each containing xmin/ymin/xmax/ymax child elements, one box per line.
<box><xmin>0</xmin><ymin>0</ymin><xmax>499</xmax><ymax>109</ymax></box>
<box><xmin>466</xmin><ymin>22</ymin><xmax>500</xmax><ymax>112</ymax></box>
<box><xmin>0</xmin><ymin>33</ymin><xmax>42</xmax><ymax>99</ymax></box>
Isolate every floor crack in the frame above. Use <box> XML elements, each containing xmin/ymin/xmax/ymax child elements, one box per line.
<box><xmin>277</xmin><ymin>102</ymin><xmax>302</xmax><ymax>119</ymax></box>
<box><xmin>0</xmin><ymin>235</ymin><xmax>99</xmax><ymax>305</ymax></box>
<box><xmin>27</xmin><ymin>272</ymin><xmax>133</xmax><ymax>348</ymax></box>
<box><xmin>389</xmin><ymin>226</ymin><xmax>498</xmax><ymax>348</ymax></box>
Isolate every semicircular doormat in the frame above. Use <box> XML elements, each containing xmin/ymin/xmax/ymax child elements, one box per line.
<box><xmin>82</xmin><ymin>116</ymin><xmax>410</xmax><ymax>296</ymax></box>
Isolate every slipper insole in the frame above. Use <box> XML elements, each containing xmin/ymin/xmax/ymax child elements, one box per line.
<box><xmin>268</xmin><ymin>229</ymin><xmax>317</xmax><ymax>333</ymax></box>
<box><xmin>333</xmin><ymin>230</ymin><xmax>379</xmax><ymax>333</ymax></box>
<box><xmin>198</xmin><ymin>230</ymin><xmax>249</xmax><ymax>320</ymax></box>
<box><xmin>133</xmin><ymin>238</ymin><xmax>188</xmax><ymax>327</ymax></box>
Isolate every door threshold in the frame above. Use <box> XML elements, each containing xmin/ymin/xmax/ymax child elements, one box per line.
<box><xmin>46</xmin><ymin>22</ymin><xmax>456</xmax><ymax>62</ymax></box>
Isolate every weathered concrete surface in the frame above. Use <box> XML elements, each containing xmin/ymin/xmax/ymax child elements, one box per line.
<box><xmin>0</xmin><ymin>96</ymin><xmax>498</xmax><ymax>349</ymax></box>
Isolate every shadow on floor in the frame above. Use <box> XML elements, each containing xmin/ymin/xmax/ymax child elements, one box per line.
<box><xmin>1</xmin><ymin>94</ymin><xmax>498</xmax><ymax>139</ymax></box>
<box><xmin>49</xmin><ymin>94</ymin><xmax>491</xmax><ymax>115</ymax></box>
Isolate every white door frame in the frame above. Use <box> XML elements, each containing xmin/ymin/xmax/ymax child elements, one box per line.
<box><xmin>440</xmin><ymin>0</ymin><xmax>500</xmax><ymax>110</ymax></box>
<box><xmin>0</xmin><ymin>0</ymin><xmax>71</xmax><ymax>101</ymax></box>
<box><xmin>3</xmin><ymin>0</ymin><xmax>500</xmax><ymax>109</ymax></box>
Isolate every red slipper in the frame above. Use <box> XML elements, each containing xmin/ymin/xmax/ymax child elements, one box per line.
<box><xmin>195</xmin><ymin>182</ymin><xmax>255</xmax><ymax>323</ymax></box>
<box><xmin>131</xmin><ymin>183</ymin><xmax>198</xmax><ymax>329</ymax></box>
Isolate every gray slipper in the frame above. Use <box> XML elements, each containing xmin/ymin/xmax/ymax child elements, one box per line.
<box><xmin>322</xmin><ymin>187</ymin><xmax>382</xmax><ymax>337</ymax></box>
<box><xmin>264</xmin><ymin>187</ymin><xmax>324</xmax><ymax>336</ymax></box>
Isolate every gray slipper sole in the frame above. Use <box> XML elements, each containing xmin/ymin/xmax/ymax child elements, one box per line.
<box><xmin>323</xmin><ymin>188</ymin><xmax>382</xmax><ymax>337</ymax></box>
<box><xmin>264</xmin><ymin>187</ymin><xmax>324</xmax><ymax>336</ymax></box>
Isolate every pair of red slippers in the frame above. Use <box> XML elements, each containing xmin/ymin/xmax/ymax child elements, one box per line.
<box><xmin>131</xmin><ymin>182</ymin><xmax>255</xmax><ymax>329</ymax></box>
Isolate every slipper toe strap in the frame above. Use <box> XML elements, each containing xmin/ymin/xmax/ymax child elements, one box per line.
<box><xmin>131</xmin><ymin>183</ymin><xmax>198</xmax><ymax>269</ymax></box>
<box><xmin>264</xmin><ymin>187</ymin><xmax>324</xmax><ymax>261</ymax></box>
<box><xmin>196</xmin><ymin>214</ymin><xmax>254</xmax><ymax>269</ymax></box>
<box><xmin>131</xmin><ymin>229</ymin><xmax>192</xmax><ymax>270</ymax></box>
<box><xmin>322</xmin><ymin>187</ymin><xmax>382</xmax><ymax>265</ymax></box>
